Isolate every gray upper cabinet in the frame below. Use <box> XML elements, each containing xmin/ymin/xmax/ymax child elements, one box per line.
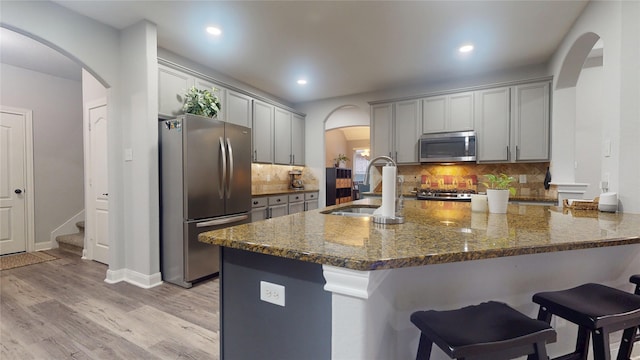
<box><xmin>476</xmin><ymin>87</ymin><xmax>511</xmax><ymax>162</ymax></box>
<box><xmin>291</xmin><ymin>114</ymin><xmax>305</xmax><ymax>166</ymax></box>
<box><xmin>476</xmin><ymin>81</ymin><xmax>550</xmax><ymax>163</ymax></box>
<box><xmin>394</xmin><ymin>99</ymin><xmax>421</xmax><ymax>163</ymax></box>
<box><xmin>422</xmin><ymin>92</ymin><xmax>474</xmax><ymax>134</ymax></box>
<box><xmin>421</xmin><ymin>96</ymin><xmax>447</xmax><ymax>133</ymax></box>
<box><xmin>449</xmin><ymin>92</ymin><xmax>474</xmax><ymax>131</ymax></box>
<box><xmin>158</xmin><ymin>61</ymin><xmax>307</xmax><ymax>164</ymax></box>
<box><xmin>252</xmin><ymin>100</ymin><xmax>274</xmax><ymax>163</ymax></box>
<box><xmin>513</xmin><ymin>82</ymin><xmax>550</xmax><ymax>161</ymax></box>
<box><xmin>371</xmin><ymin>103</ymin><xmax>393</xmax><ymax>159</ymax></box>
<box><xmin>274</xmin><ymin>108</ymin><xmax>305</xmax><ymax>165</ymax></box>
<box><xmin>274</xmin><ymin>107</ymin><xmax>292</xmax><ymax>165</ymax></box>
<box><xmin>226</xmin><ymin>90</ymin><xmax>252</xmax><ymax>128</ymax></box>
<box><xmin>158</xmin><ymin>63</ymin><xmax>193</xmax><ymax>119</ymax></box>
<box><xmin>371</xmin><ymin>101</ymin><xmax>420</xmax><ymax>163</ymax></box>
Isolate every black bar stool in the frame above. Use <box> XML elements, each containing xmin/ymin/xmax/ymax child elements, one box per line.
<box><xmin>618</xmin><ymin>275</ymin><xmax>640</xmax><ymax>359</ymax></box>
<box><xmin>528</xmin><ymin>282</ymin><xmax>640</xmax><ymax>360</ymax></box>
<box><xmin>410</xmin><ymin>301</ymin><xmax>556</xmax><ymax>360</ymax></box>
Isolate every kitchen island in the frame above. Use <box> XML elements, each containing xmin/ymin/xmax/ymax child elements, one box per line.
<box><xmin>199</xmin><ymin>199</ymin><xmax>640</xmax><ymax>360</ymax></box>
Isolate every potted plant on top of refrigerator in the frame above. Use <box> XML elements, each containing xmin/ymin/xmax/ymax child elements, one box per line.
<box><xmin>182</xmin><ymin>86</ymin><xmax>222</xmax><ymax>118</ymax></box>
<box><xmin>482</xmin><ymin>173</ymin><xmax>516</xmax><ymax>213</ymax></box>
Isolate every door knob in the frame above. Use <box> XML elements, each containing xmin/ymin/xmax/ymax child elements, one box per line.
<box><xmin>14</xmin><ymin>189</ymin><xmax>22</xmax><ymax>194</ymax></box>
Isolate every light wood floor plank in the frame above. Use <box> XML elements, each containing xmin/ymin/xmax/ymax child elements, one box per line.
<box><xmin>0</xmin><ymin>249</ymin><xmax>220</xmax><ymax>359</ymax></box>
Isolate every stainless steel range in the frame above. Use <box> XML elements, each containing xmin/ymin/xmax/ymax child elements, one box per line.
<box><xmin>416</xmin><ymin>189</ymin><xmax>477</xmax><ymax>201</ymax></box>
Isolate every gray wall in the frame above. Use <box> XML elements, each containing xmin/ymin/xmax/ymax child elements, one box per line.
<box><xmin>0</xmin><ymin>63</ymin><xmax>84</xmax><ymax>245</ymax></box>
<box><xmin>221</xmin><ymin>247</ymin><xmax>332</xmax><ymax>360</ymax></box>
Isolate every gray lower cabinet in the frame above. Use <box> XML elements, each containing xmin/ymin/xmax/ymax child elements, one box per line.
<box><xmin>288</xmin><ymin>194</ymin><xmax>305</xmax><ymax>214</ymax></box>
<box><xmin>251</xmin><ymin>192</ymin><xmax>319</xmax><ymax>222</ymax></box>
<box><xmin>268</xmin><ymin>195</ymin><xmax>288</xmax><ymax>219</ymax></box>
<box><xmin>305</xmin><ymin>192</ymin><xmax>319</xmax><ymax>211</ymax></box>
<box><xmin>250</xmin><ymin>197</ymin><xmax>268</xmax><ymax>222</ymax></box>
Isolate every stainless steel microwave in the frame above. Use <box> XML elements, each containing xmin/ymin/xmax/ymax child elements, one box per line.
<box><xmin>419</xmin><ymin>131</ymin><xmax>477</xmax><ymax>163</ymax></box>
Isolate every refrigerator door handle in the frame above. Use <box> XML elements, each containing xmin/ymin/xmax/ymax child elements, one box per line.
<box><xmin>219</xmin><ymin>137</ymin><xmax>226</xmax><ymax>199</ymax></box>
<box><xmin>226</xmin><ymin>137</ymin><xmax>234</xmax><ymax>199</ymax></box>
<box><xmin>195</xmin><ymin>214</ymin><xmax>249</xmax><ymax>228</ymax></box>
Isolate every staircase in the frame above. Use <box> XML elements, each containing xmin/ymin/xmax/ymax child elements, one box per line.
<box><xmin>56</xmin><ymin>221</ymin><xmax>84</xmax><ymax>256</ymax></box>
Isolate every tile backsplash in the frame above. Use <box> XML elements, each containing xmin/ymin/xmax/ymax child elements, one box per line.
<box><xmin>370</xmin><ymin>162</ymin><xmax>557</xmax><ymax>199</ymax></box>
<box><xmin>251</xmin><ymin>164</ymin><xmax>319</xmax><ymax>194</ymax></box>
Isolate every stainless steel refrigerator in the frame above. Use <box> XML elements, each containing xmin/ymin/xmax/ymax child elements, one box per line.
<box><xmin>159</xmin><ymin>114</ymin><xmax>251</xmax><ymax>288</ymax></box>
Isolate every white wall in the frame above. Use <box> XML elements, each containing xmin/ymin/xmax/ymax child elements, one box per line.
<box><xmin>548</xmin><ymin>0</ymin><xmax>640</xmax><ymax>213</ymax></box>
<box><xmin>118</xmin><ymin>20</ymin><xmax>160</xmax><ymax>283</ymax></box>
<box><xmin>82</xmin><ymin>68</ymin><xmax>107</xmax><ymax>103</ymax></box>
<box><xmin>0</xmin><ymin>63</ymin><xmax>83</xmax><ymax>246</ymax></box>
<box><xmin>2</xmin><ymin>2</ymin><xmax>163</xmax><ymax>285</ymax></box>
<box><xmin>575</xmin><ymin>64</ymin><xmax>603</xmax><ymax>199</ymax></box>
<box><xmin>325</xmin><ymin>129</ymin><xmax>349</xmax><ymax>168</ymax></box>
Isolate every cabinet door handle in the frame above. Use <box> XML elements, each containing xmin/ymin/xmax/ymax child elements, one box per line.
<box><xmin>506</xmin><ymin>145</ymin><xmax>510</xmax><ymax>161</ymax></box>
<box><xmin>254</xmin><ymin>150</ymin><xmax>257</xmax><ymax>162</ymax></box>
<box><xmin>516</xmin><ymin>145</ymin><xmax>520</xmax><ymax>160</ymax></box>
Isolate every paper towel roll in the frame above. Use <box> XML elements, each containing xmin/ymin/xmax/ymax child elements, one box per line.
<box><xmin>380</xmin><ymin>165</ymin><xmax>397</xmax><ymax>217</ymax></box>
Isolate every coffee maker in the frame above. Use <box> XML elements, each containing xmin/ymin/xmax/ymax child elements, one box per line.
<box><xmin>289</xmin><ymin>170</ymin><xmax>304</xmax><ymax>190</ymax></box>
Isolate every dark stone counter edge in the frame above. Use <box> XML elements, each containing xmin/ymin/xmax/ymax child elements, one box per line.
<box><xmin>200</xmin><ymin>236</ymin><xmax>640</xmax><ymax>271</ymax></box>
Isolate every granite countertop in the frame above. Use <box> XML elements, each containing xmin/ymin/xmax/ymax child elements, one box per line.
<box><xmin>252</xmin><ymin>189</ymin><xmax>319</xmax><ymax>197</ymax></box>
<box><xmin>199</xmin><ymin>198</ymin><xmax>640</xmax><ymax>271</ymax></box>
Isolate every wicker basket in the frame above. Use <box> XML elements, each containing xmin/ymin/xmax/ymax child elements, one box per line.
<box><xmin>562</xmin><ymin>197</ymin><xmax>599</xmax><ymax>211</ymax></box>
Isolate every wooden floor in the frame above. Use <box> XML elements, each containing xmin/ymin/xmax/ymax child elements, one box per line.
<box><xmin>0</xmin><ymin>249</ymin><xmax>220</xmax><ymax>359</ymax></box>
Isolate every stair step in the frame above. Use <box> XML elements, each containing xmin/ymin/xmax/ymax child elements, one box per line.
<box><xmin>56</xmin><ymin>232</ymin><xmax>84</xmax><ymax>257</ymax></box>
<box><xmin>75</xmin><ymin>221</ymin><xmax>85</xmax><ymax>231</ymax></box>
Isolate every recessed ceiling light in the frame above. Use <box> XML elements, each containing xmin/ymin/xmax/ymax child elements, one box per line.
<box><xmin>297</xmin><ymin>79</ymin><xmax>307</xmax><ymax>85</ymax></box>
<box><xmin>459</xmin><ymin>44</ymin><xmax>474</xmax><ymax>53</ymax></box>
<box><xmin>206</xmin><ymin>27</ymin><xmax>222</xmax><ymax>36</ymax></box>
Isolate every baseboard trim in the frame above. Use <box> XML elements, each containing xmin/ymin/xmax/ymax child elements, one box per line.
<box><xmin>104</xmin><ymin>268</ymin><xmax>163</xmax><ymax>289</ymax></box>
<box><xmin>34</xmin><ymin>242</ymin><xmax>52</xmax><ymax>252</ymax></box>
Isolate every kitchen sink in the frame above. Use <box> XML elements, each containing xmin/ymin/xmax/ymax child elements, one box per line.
<box><xmin>321</xmin><ymin>206</ymin><xmax>377</xmax><ymax>217</ymax></box>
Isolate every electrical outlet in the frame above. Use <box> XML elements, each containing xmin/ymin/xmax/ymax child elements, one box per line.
<box><xmin>519</xmin><ymin>174</ymin><xmax>527</xmax><ymax>184</ymax></box>
<box><xmin>266</xmin><ymin>174</ymin><xmax>271</xmax><ymax>182</ymax></box>
<box><xmin>260</xmin><ymin>281</ymin><xmax>285</xmax><ymax>307</ymax></box>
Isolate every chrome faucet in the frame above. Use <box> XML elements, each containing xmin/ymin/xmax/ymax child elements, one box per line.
<box><xmin>363</xmin><ymin>155</ymin><xmax>404</xmax><ymax>224</ymax></box>
<box><xmin>363</xmin><ymin>155</ymin><xmax>396</xmax><ymax>186</ymax></box>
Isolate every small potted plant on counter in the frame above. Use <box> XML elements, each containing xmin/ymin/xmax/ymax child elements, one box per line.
<box><xmin>482</xmin><ymin>174</ymin><xmax>516</xmax><ymax>213</ymax></box>
<box><xmin>334</xmin><ymin>154</ymin><xmax>349</xmax><ymax>168</ymax></box>
<box><xmin>182</xmin><ymin>86</ymin><xmax>222</xmax><ymax>118</ymax></box>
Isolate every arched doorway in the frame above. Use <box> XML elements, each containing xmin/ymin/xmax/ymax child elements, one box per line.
<box><xmin>554</xmin><ymin>32</ymin><xmax>604</xmax><ymax>200</ymax></box>
<box><xmin>324</xmin><ymin>105</ymin><xmax>370</xmax><ymax>204</ymax></box>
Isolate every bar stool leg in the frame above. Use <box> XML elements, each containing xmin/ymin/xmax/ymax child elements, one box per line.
<box><xmin>533</xmin><ymin>341</ymin><xmax>550</xmax><ymax>360</ymax></box>
<box><xmin>592</xmin><ymin>328</ymin><xmax>612</xmax><ymax>360</ymax></box>
<box><xmin>416</xmin><ymin>333</ymin><xmax>433</xmax><ymax>360</ymax></box>
<box><xmin>576</xmin><ymin>326</ymin><xmax>591</xmax><ymax>360</ymax></box>
<box><xmin>618</xmin><ymin>326</ymin><xmax>639</xmax><ymax>360</ymax></box>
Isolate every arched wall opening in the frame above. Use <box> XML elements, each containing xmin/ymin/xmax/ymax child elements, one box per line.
<box><xmin>552</xmin><ymin>32</ymin><xmax>604</xmax><ymax>201</ymax></box>
<box><xmin>0</xmin><ymin>25</ymin><xmax>108</xmax><ymax>259</ymax></box>
<box><xmin>323</xmin><ymin>105</ymin><xmax>370</xmax><ymax>204</ymax></box>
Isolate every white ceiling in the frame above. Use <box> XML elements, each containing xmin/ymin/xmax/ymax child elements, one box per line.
<box><xmin>0</xmin><ymin>27</ymin><xmax>81</xmax><ymax>81</ymax></box>
<box><xmin>340</xmin><ymin>126</ymin><xmax>370</xmax><ymax>141</ymax></box>
<box><xmin>3</xmin><ymin>1</ymin><xmax>589</xmax><ymax>104</ymax></box>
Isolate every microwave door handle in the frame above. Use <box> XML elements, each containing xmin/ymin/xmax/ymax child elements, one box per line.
<box><xmin>219</xmin><ymin>137</ymin><xmax>226</xmax><ymax>199</ymax></box>
<box><xmin>465</xmin><ymin>136</ymin><xmax>469</xmax><ymax>156</ymax></box>
<box><xmin>226</xmin><ymin>137</ymin><xmax>234</xmax><ymax>199</ymax></box>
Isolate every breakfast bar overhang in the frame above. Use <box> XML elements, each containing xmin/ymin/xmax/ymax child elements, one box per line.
<box><xmin>200</xmin><ymin>199</ymin><xmax>640</xmax><ymax>359</ymax></box>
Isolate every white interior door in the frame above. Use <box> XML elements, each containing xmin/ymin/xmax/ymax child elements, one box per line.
<box><xmin>0</xmin><ymin>109</ymin><xmax>28</xmax><ymax>255</ymax></box>
<box><xmin>87</xmin><ymin>101</ymin><xmax>109</xmax><ymax>264</ymax></box>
